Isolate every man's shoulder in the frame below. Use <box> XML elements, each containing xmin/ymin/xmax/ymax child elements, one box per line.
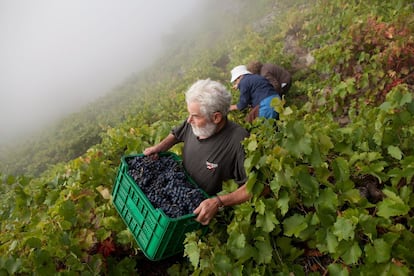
<box><xmin>263</xmin><ymin>63</ymin><xmax>289</xmax><ymax>74</ymax></box>
<box><xmin>226</xmin><ymin>121</ymin><xmax>249</xmax><ymax>138</ymax></box>
<box><xmin>243</xmin><ymin>73</ymin><xmax>268</xmax><ymax>84</ymax></box>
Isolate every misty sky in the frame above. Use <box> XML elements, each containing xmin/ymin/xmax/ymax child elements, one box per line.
<box><xmin>0</xmin><ymin>0</ymin><xmax>202</xmax><ymax>143</ymax></box>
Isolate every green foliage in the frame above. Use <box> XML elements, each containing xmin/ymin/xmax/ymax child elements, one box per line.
<box><xmin>1</xmin><ymin>0</ymin><xmax>414</xmax><ymax>274</ymax></box>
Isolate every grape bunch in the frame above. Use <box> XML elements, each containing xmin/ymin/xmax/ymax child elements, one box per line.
<box><xmin>126</xmin><ymin>155</ymin><xmax>206</xmax><ymax>218</ymax></box>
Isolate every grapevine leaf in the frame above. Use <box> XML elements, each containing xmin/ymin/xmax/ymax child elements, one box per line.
<box><xmin>25</xmin><ymin>237</ymin><xmax>42</xmax><ymax>249</ymax></box>
<box><xmin>342</xmin><ymin>188</ymin><xmax>362</xmax><ymax>204</ymax></box>
<box><xmin>283</xmin><ymin>121</ymin><xmax>312</xmax><ymax>157</ymax></box>
<box><xmin>44</xmin><ymin>190</ymin><xmax>60</xmax><ymax>207</ymax></box>
<box><xmin>333</xmin><ymin>217</ymin><xmax>355</xmax><ymax>241</ymax></box>
<box><xmin>379</xmin><ymin>101</ymin><xmax>392</xmax><ymax>111</ymax></box>
<box><xmin>377</xmin><ymin>198</ymin><xmax>410</xmax><ymax>218</ymax></box>
<box><xmin>387</xmin><ymin>145</ymin><xmax>402</xmax><ymax>160</ymax></box>
<box><xmin>310</xmin><ymin>142</ymin><xmax>323</xmax><ymax>167</ymax></box>
<box><xmin>256</xmin><ymin>211</ymin><xmax>278</xmax><ymax>232</ymax></box>
<box><xmin>358</xmin><ymin>214</ymin><xmax>379</xmax><ymax>241</ymax></box>
<box><xmin>327</xmin><ymin>263</ymin><xmax>349</xmax><ymax>276</ymax></box>
<box><xmin>60</xmin><ymin>220</ymin><xmax>72</xmax><ymax>230</ymax></box>
<box><xmin>400</xmin><ymin>186</ymin><xmax>412</xmax><ymax>205</ymax></box>
<box><xmin>58</xmin><ymin>200</ymin><xmax>77</xmax><ymax>225</ymax></box>
<box><xmin>277</xmin><ymin>189</ymin><xmax>290</xmax><ymax>216</ymax></box>
<box><xmin>315</xmin><ymin>187</ymin><xmax>338</xmax><ymax>213</ymax></box>
<box><xmin>184</xmin><ymin>240</ymin><xmax>200</xmax><ymax>268</ymax></box>
<box><xmin>315</xmin><ymin>190</ymin><xmax>338</xmax><ymax>229</ymax></box>
<box><xmin>1</xmin><ymin>257</ymin><xmax>22</xmax><ymax>275</ymax></box>
<box><xmin>276</xmin><ymin>236</ymin><xmax>304</xmax><ymax>260</ymax></box>
<box><xmin>244</xmin><ymin>156</ymin><xmax>253</xmax><ymax>171</ymax></box>
<box><xmin>283</xmin><ymin>106</ymin><xmax>293</xmax><ymax>116</ymax></box>
<box><xmin>359</xmin><ymin>161</ymin><xmax>387</xmax><ymax>181</ymax></box>
<box><xmin>341</xmin><ymin>241</ymin><xmax>362</xmax><ymax>264</ymax></box>
<box><xmin>332</xmin><ymin>157</ymin><xmax>350</xmax><ymax>183</ymax></box>
<box><xmin>283</xmin><ymin>214</ymin><xmax>307</xmax><ymax>238</ymax></box>
<box><xmin>326</xmin><ymin>231</ymin><xmax>339</xmax><ymax>253</ymax></box>
<box><xmin>96</xmin><ymin>228</ymin><xmax>112</xmax><ymax>241</ymax></box>
<box><xmin>389</xmin><ymin>264</ymin><xmax>411</xmax><ymax>276</ymax></box>
<box><xmin>272</xmin><ymin>166</ymin><xmax>294</xmax><ymax>193</ymax></box>
<box><xmin>296</xmin><ymin>166</ymin><xmax>319</xmax><ymax>206</ymax></box>
<box><xmin>365</xmin><ymin>238</ymin><xmax>391</xmax><ymax>263</ymax></box>
<box><xmin>228</xmin><ymin>227</ymin><xmax>255</xmax><ymax>261</ymax></box>
<box><xmin>108</xmin><ymin>257</ymin><xmax>137</xmax><ymax>275</ymax></box>
<box><xmin>295</xmin><ymin>136</ymin><xmax>312</xmax><ymax>156</ymax></box>
<box><xmin>388</xmin><ymin>164</ymin><xmax>414</xmax><ymax>186</ymax></box>
<box><xmin>96</xmin><ymin>185</ymin><xmax>111</xmax><ymax>200</ymax></box>
<box><xmin>213</xmin><ymin>253</ymin><xmax>233</xmax><ymax>273</ymax></box>
<box><xmin>247</xmin><ymin>139</ymin><xmax>258</xmax><ymax>152</ymax></box>
<box><xmin>246</xmin><ymin>171</ymin><xmax>257</xmax><ymax>193</ymax></box>
<box><xmin>271</xmin><ymin>97</ymin><xmax>283</xmax><ymax>113</ymax></box>
<box><xmin>317</xmin><ymin>207</ymin><xmax>336</xmax><ymax>227</ymax></box>
<box><xmin>244</xmin><ymin>151</ymin><xmax>261</xmax><ymax>171</ymax></box>
<box><xmin>255</xmin><ymin>199</ymin><xmax>265</xmax><ymax>215</ymax></box>
<box><xmin>228</xmin><ymin>230</ymin><xmax>246</xmax><ymax>250</ymax></box>
<box><xmin>377</xmin><ymin>190</ymin><xmax>410</xmax><ymax>218</ymax></box>
<box><xmin>234</xmin><ymin>245</ymin><xmax>256</xmax><ymax>263</ymax></box>
<box><xmin>319</xmin><ymin>133</ymin><xmax>334</xmax><ymax>153</ymax></box>
<box><xmin>115</xmin><ymin>229</ymin><xmax>133</xmax><ymax>245</ymax></box>
<box><xmin>255</xmin><ymin>238</ymin><xmax>273</xmax><ymax>263</ymax></box>
<box><xmin>387</xmin><ymin>229</ymin><xmax>406</xmax><ymax>244</ymax></box>
<box><xmin>34</xmin><ymin>249</ymin><xmax>51</xmax><ymax>267</ymax></box>
<box><xmin>394</xmin><ymin>90</ymin><xmax>413</xmax><ymax>106</ymax></box>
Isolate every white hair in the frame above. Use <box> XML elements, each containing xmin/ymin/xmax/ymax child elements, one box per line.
<box><xmin>185</xmin><ymin>79</ymin><xmax>232</xmax><ymax>117</ymax></box>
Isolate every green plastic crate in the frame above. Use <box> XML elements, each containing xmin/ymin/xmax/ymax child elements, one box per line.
<box><xmin>112</xmin><ymin>152</ymin><xmax>208</xmax><ymax>261</ymax></box>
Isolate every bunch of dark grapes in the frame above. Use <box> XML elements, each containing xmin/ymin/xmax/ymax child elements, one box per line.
<box><xmin>126</xmin><ymin>155</ymin><xmax>206</xmax><ymax>218</ymax></box>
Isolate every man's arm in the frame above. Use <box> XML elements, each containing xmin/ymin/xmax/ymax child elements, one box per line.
<box><xmin>193</xmin><ymin>184</ymin><xmax>251</xmax><ymax>225</ymax></box>
<box><xmin>143</xmin><ymin>133</ymin><xmax>179</xmax><ymax>156</ymax></box>
<box><xmin>229</xmin><ymin>104</ymin><xmax>239</xmax><ymax>111</ymax></box>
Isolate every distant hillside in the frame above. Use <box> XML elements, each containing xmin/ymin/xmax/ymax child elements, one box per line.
<box><xmin>0</xmin><ymin>0</ymin><xmax>275</xmax><ymax>176</ymax></box>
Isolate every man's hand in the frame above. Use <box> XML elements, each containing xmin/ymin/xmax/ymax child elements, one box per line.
<box><xmin>143</xmin><ymin>146</ymin><xmax>159</xmax><ymax>159</ymax></box>
<box><xmin>193</xmin><ymin>197</ymin><xmax>220</xmax><ymax>225</ymax></box>
<box><xmin>229</xmin><ymin>104</ymin><xmax>238</xmax><ymax>111</ymax></box>
<box><xmin>143</xmin><ymin>133</ymin><xmax>178</xmax><ymax>159</ymax></box>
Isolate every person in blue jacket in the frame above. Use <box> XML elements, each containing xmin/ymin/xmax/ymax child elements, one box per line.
<box><xmin>229</xmin><ymin>65</ymin><xmax>281</xmax><ymax>122</ymax></box>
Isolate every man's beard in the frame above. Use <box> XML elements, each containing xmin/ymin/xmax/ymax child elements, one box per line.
<box><xmin>191</xmin><ymin>121</ymin><xmax>217</xmax><ymax>138</ymax></box>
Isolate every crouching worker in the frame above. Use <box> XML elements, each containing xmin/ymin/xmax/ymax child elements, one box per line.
<box><xmin>247</xmin><ymin>60</ymin><xmax>292</xmax><ymax>97</ymax></box>
<box><xmin>143</xmin><ymin>78</ymin><xmax>252</xmax><ymax>225</ymax></box>
<box><xmin>229</xmin><ymin>65</ymin><xmax>281</xmax><ymax>123</ymax></box>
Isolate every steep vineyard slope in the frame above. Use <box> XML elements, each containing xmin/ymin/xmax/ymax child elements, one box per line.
<box><xmin>1</xmin><ymin>0</ymin><xmax>413</xmax><ymax>275</ymax></box>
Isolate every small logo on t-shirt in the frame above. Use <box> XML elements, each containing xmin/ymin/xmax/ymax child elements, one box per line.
<box><xmin>206</xmin><ymin>161</ymin><xmax>218</xmax><ymax>171</ymax></box>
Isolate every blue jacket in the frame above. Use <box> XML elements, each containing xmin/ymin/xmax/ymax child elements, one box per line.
<box><xmin>236</xmin><ymin>74</ymin><xmax>279</xmax><ymax>110</ymax></box>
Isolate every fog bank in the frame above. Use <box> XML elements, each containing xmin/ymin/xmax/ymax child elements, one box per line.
<box><xmin>0</xmin><ymin>0</ymin><xmax>202</xmax><ymax>144</ymax></box>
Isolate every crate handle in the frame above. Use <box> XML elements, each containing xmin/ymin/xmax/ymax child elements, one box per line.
<box><xmin>126</xmin><ymin>197</ymin><xmax>144</xmax><ymax>225</ymax></box>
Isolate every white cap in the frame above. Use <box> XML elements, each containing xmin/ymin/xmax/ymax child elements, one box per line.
<box><xmin>230</xmin><ymin>65</ymin><xmax>251</xmax><ymax>83</ymax></box>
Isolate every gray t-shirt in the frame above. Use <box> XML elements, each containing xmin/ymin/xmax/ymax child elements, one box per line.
<box><xmin>172</xmin><ymin>119</ymin><xmax>249</xmax><ymax>196</ymax></box>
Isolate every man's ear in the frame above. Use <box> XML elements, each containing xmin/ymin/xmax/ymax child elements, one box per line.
<box><xmin>212</xmin><ymin>112</ymin><xmax>223</xmax><ymax>124</ymax></box>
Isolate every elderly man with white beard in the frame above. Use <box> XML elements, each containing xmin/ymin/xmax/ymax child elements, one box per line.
<box><xmin>143</xmin><ymin>78</ymin><xmax>252</xmax><ymax>225</ymax></box>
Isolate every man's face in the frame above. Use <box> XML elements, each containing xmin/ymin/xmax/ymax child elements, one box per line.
<box><xmin>232</xmin><ymin>76</ymin><xmax>241</xmax><ymax>89</ymax></box>
<box><xmin>187</xmin><ymin>102</ymin><xmax>217</xmax><ymax>138</ymax></box>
